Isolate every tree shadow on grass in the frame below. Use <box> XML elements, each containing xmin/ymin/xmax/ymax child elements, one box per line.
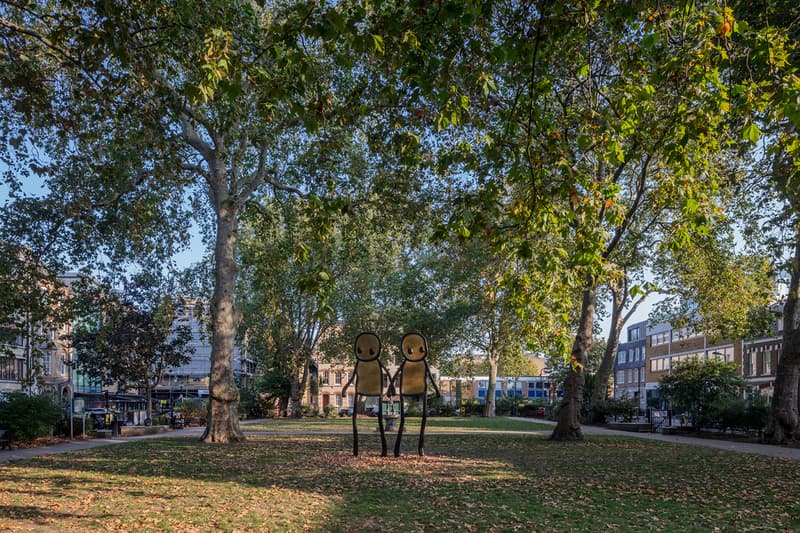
<box><xmin>3</xmin><ymin>432</ymin><xmax>799</xmax><ymax>532</ymax></box>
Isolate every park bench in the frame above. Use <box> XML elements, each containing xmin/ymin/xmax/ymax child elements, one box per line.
<box><xmin>0</xmin><ymin>429</ymin><xmax>12</xmax><ymax>450</ymax></box>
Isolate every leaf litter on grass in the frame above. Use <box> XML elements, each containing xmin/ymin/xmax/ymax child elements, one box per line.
<box><xmin>0</xmin><ymin>427</ymin><xmax>798</xmax><ymax>532</ymax></box>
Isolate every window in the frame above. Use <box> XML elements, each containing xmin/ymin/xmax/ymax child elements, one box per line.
<box><xmin>616</xmin><ymin>370</ymin><xmax>625</xmax><ymax>384</ymax></box>
<box><xmin>321</xmin><ymin>370</ymin><xmax>329</xmax><ymax>386</ymax></box>
<box><xmin>673</xmin><ymin>327</ymin><xmax>697</xmax><ymax>341</ymax></box>
<box><xmin>763</xmin><ymin>351</ymin><xmax>772</xmax><ymax>375</ymax></box>
<box><xmin>41</xmin><ymin>351</ymin><xmax>51</xmax><ymax>376</ymax></box>
<box><xmin>628</xmin><ymin>326</ymin><xmax>640</xmax><ymax>342</ymax></box>
<box><xmin>650</xmin><ymin>331</ymin><xmax>670</xmax><ymax>346</ymax></box>
<box><xmin>334</xmin><ymin>371</ymin><xmax>342</xmax><ymax>385</ymax></box>
<box><xmin>650</xmin><ymin>358</ymin><xmax>669</xmax><ymax>373</ymax></box>
<box><xmin>0</xmin><ymin>358</ymin><xmax>22</xmax><ymax>381</ymax></box>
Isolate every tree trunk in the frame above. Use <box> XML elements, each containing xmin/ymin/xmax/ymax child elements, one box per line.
<box><xmin>765</xmin><ymin>235</ymin><xmax>800</xmax><ymax>444</ymax></box>
<box><xmin>551</xmin><ymin>281</ymin><xmax>596</xmax><ymax>441</ymax></box>
<box><xmin>146</xmin><ymin>383</ymin><xmax>153</xmax><ymax>421</ymax></box>
<box><xmin>288</xmin><ymin>352</ymin><xmax>312</xmax><ymax>417</ymax></box>
<box><xmin>279</xmin><ymin>396</ymin><xmax>289</xmax><ymax>417</ymax></box>
<box><xmin>202</xmin><ymin>198</ymin><xmax>245</xmax><ymax>443</ymax></box>
<box><xmin>484</xmin><ymin>354</ymin><xmax>498</xmax><ymax>417</ymax></box>
<box><xmin>592</xmin><ymin>279</ymin><xmax>625</xmax><ymax>407</ymax></box>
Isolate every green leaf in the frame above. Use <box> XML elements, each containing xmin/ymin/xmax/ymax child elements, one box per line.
<box><xmin>641</xmin><ymin>33</ymin><xmax>658</xmax><ymax>49</ymax></box>
<box><xmin>371</xmin><ymin>34</ymin><xmax>385</xmax><ymax>54</ymax></box>
<box><xmin>742</xmin><ymin>123</ymin><xmax>761</xmax><ymax>144</ymax></box>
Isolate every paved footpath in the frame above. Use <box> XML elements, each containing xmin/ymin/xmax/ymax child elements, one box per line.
<box><xmin>509</xmin><ymin>417</ymin><xmax>800</xmax><ymax>460</ymax></box>
<box><xmin>3</xmin><ymin>418</ymin><xmax>800</xmax><ymax>464</ymax></box>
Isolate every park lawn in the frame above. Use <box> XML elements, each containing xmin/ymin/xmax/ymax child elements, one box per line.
<box><xmin>1</xmin><ymin>429</ymin><xmax>798</xmax><ymax>532</ymax></box>
<box><xmin>245</xmin><ymin>415</ymin><xmax>555</xmax><ymax>433</ymax></box>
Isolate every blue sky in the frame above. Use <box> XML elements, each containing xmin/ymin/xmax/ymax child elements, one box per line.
<box><xmin>3</xmin><ymin>169</ymin><xmax>654</xmax><ymax>338</ymax></box>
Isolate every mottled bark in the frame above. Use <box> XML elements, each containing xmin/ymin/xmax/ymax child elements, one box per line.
<box><xmin>289</xmin><ymin>361</ymin><xmax>309</xmax><ymax>418</ymax></box>
<box><xmin>592</xmin><ymin>280</ymin><xmax>624</xmax><ymax>408</ymax></box>
<box><xmin>202</xmin><ymin>198</ymin><xmax>245</xmax><ymax>443</ymax></box>
<box><xmin>484</xmin><ymin>354</ymin><xmax>498</xmax><ymax>417</ymax></box>
<box><xmin>551</xmin><ymin>282</ymin><xmax>596</xmax><ymax>441</ymax></box>
<box><xmin>591</xmin><ymin>276</ymin><xmax>646</xmax><ymax>408</ymax></box>
<box><xmin>765</xmin><ymin>235</ymin><xmax>800</xmax><ymax>444</ymax></box>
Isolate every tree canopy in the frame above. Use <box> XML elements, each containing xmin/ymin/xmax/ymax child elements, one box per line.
<box><xmin>3</xmin><ymin>0</ymin><xmax>800</xmax><ymax>444</ymax></box>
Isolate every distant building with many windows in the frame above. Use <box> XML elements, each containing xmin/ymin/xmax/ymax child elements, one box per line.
<box><xmin>614</xmin><ymin>312</ymin><xmax>785</xmax><ymax>412</ymax></box>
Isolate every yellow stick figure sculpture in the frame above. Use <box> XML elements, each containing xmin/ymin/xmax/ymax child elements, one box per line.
<box><xmin>342</xmin><ymin>332</ymin><xmax>393</xmax><ymax>456</ymax></box>
<box><xmin>393</xmin><ymin>332</ymin><xmax>440</xmax><ymax>457</ymax></box>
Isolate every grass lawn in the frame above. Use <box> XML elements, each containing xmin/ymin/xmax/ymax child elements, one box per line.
<box><xmin>245</xmin><ymin>415</ymin><xmax>555</xmax><ymax>433</ymax></box>
<box><xmin>1</xmin><ymin>417</ymin><xmax>798</xmax><ymax>532</ymax></box>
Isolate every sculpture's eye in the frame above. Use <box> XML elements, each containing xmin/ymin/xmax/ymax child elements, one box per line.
<box><xmin>407</xmin><ymin>347</ymin><xmax>413</xmax><ymax>354</ymax></box>
<box><xmin>419</xmin><ymin>347</ymin><xmax>425</xmax><ymax>353</ymax></box>
<box><xmin>357</xmin><ymin>347</ymin><xmax>362</xmax><ymax>354</ymax></box>
<box><xmin>369</xmin><ymin>348</ymin><xmax>375</xmax><ymax>355</ymax></box>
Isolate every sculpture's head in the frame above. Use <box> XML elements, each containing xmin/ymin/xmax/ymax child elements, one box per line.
<box><xmin>401</xmin><ymin>332</ymin><xmax>427</xmax><ymax>362</ymax></box>
<box><xmin>354</xmin><ymin>332</ymin><xmax>381</xmax><ymax>362</ymax></box>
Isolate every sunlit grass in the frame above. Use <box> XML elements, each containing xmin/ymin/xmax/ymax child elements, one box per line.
<box><xmin>1</xmin><ymin>422</ymin><xmax>798</xmax><ymax>532</ymax></box>
<box><xmin>245</xmin><ymin>415</ymin><xmax>554</xmax><ymax>433</ymax></box>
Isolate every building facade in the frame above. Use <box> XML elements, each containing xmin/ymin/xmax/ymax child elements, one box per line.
<box><xmin>155</xmin><ymin>300</ymin><xmax>256</xmax><ymax>407</ymax></box>
<box><xmin>612</xmin><ymin>320</ymin><xmax>648</xmax><ymax>409</ymax></box>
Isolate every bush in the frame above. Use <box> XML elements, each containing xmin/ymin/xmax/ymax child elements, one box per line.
<box><xmin>406</xmin><ymin>401</ymin><xmax>422</xmax><ymax>417</ymax></box>
<box><xmin>438</xmin><ymin>403</ymin><xmax>457</xmax><ymax>417</ymax></box>
<box><xmin>711</xmin><ymin>394</ymin><xmax>769</xmax><ymax>434</ymax></box>
<box><xmin>426</xmin><ymin>397</ymin><xmax>445</xmax><ymax>415</ymax></box>
<box><xmin>743</xmin><ymin>395</ymin><xmax>769</xmax><ymax>434</ymax></box>
<box><xmin>659</xmin><ymin>358</ymin><xmax>748</xmax><ymax>431</ymax></box>
<box><xmin>589</xmin><ymin>397</ymin><xmax>639</xmax><ymax>423</ymax></box>
<box><xmin>323</xmin><ymin>405</ymin><xmax>337</xmax><ymax>418</ymax></box>
<box><xmin>176</xmin><ymin>398</ymin><xmax>208</xmax><ymax>425</ymax></box>
<box><xmin>54</xmin><ymin>416</ymin><xmax>91</xmax><ymax>437</ymax></box>
<box><xmin>462</xmin><ymin>400</ymin><xmax>483</xmax><ymax>416</ymax></box>
<box><xmin>495</xmin><ymin>396</ymin><xmax>514</xmax><ymax>416</ymax></box>
<box><xmin>518</xmin><ymin>401</ymin><xmax>548</xmax><ymax>417</ymax></box>
<box><xmin>0</xmin><ymin>392</ymin><xmax>63</xmax><ymax>442</ymax></box>
<box><xmin>547</xmin><ymin>401</ymin><xmax>561</xmax><ymax>421</ymax></box>
<box><xmin>298</xmin><ymin>405</ymin><xmax>316</xmax><ymax>417</ymax></box>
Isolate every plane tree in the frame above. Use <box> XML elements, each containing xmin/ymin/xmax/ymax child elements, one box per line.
<box><xmin>380</xmin><ymin>2</ymin><xmax>752</xmax><ymax>440</ymax></box>
<box><xmin>0</xmin><ymin>0</ymin><xmax>393</xmax><ymax>441</ymax></box>
<box><xmin>726</xmin><ymin>0</ymin><xmax>800</xmax><ymax>444</ymax></box>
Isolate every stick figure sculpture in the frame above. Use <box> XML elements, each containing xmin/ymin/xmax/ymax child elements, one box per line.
<box><xmin>342</xmin><ymin>332</ymin><xmax>393</xmax><ymax>456</ymax></box>
<box><xmin>393</xmin><ymin>332</ymin><xmax>440</xmax><ymax>457</ymax></box>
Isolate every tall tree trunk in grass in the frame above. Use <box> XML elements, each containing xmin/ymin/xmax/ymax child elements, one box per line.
<box><xmin>289</xmin><ymin>360</ymin><xmax>310</xmax><ymax>418</ymax></box>
<box><xmin>484</xmin><ymin>351</ymin><xmax>498</xmax><ymax>418</ymax></box>
<box><xmin>551</xmin><ymin>282</ymin><xmax>596</xmax><ymax>441</ymax></box>
<box><xmin>765</xmin><ymin>234</ymin><xmax>800</xmax><ymax>444</ymax></box>
<box><xmin>591</xmin><ymin>276</ymin><xmax>648</xmax><ymax>411</ymax></box>
<box><xmin>202</xmin><ymin>197</ymin><xmax>244</xmax><ymax>442</ymax></box>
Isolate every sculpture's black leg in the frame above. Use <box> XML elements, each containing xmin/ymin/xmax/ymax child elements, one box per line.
<box><xmin>419</xmin><ymin>393</ymin><xmax>428</xmax><ymax>456</ymax></box>
<box><xmin>377</xmin><ymin>400</ymin><xmax>387</xmax><ymax>456</ymax></box>
<box><xmin>394</xmin><ymin>393</ymin><xmax>405</xmax><ymax>457</ymax></box>
<box><xmin>352</xmin><ymin>401</ymin><xmax>359</xmax><ymax>456</ymax></box>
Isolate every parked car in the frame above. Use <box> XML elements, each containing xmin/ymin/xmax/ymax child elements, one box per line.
<box><xmin>338</xmin><ymin>408</ymin><xmax>353</xmax><ymax>416</ymax></box>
